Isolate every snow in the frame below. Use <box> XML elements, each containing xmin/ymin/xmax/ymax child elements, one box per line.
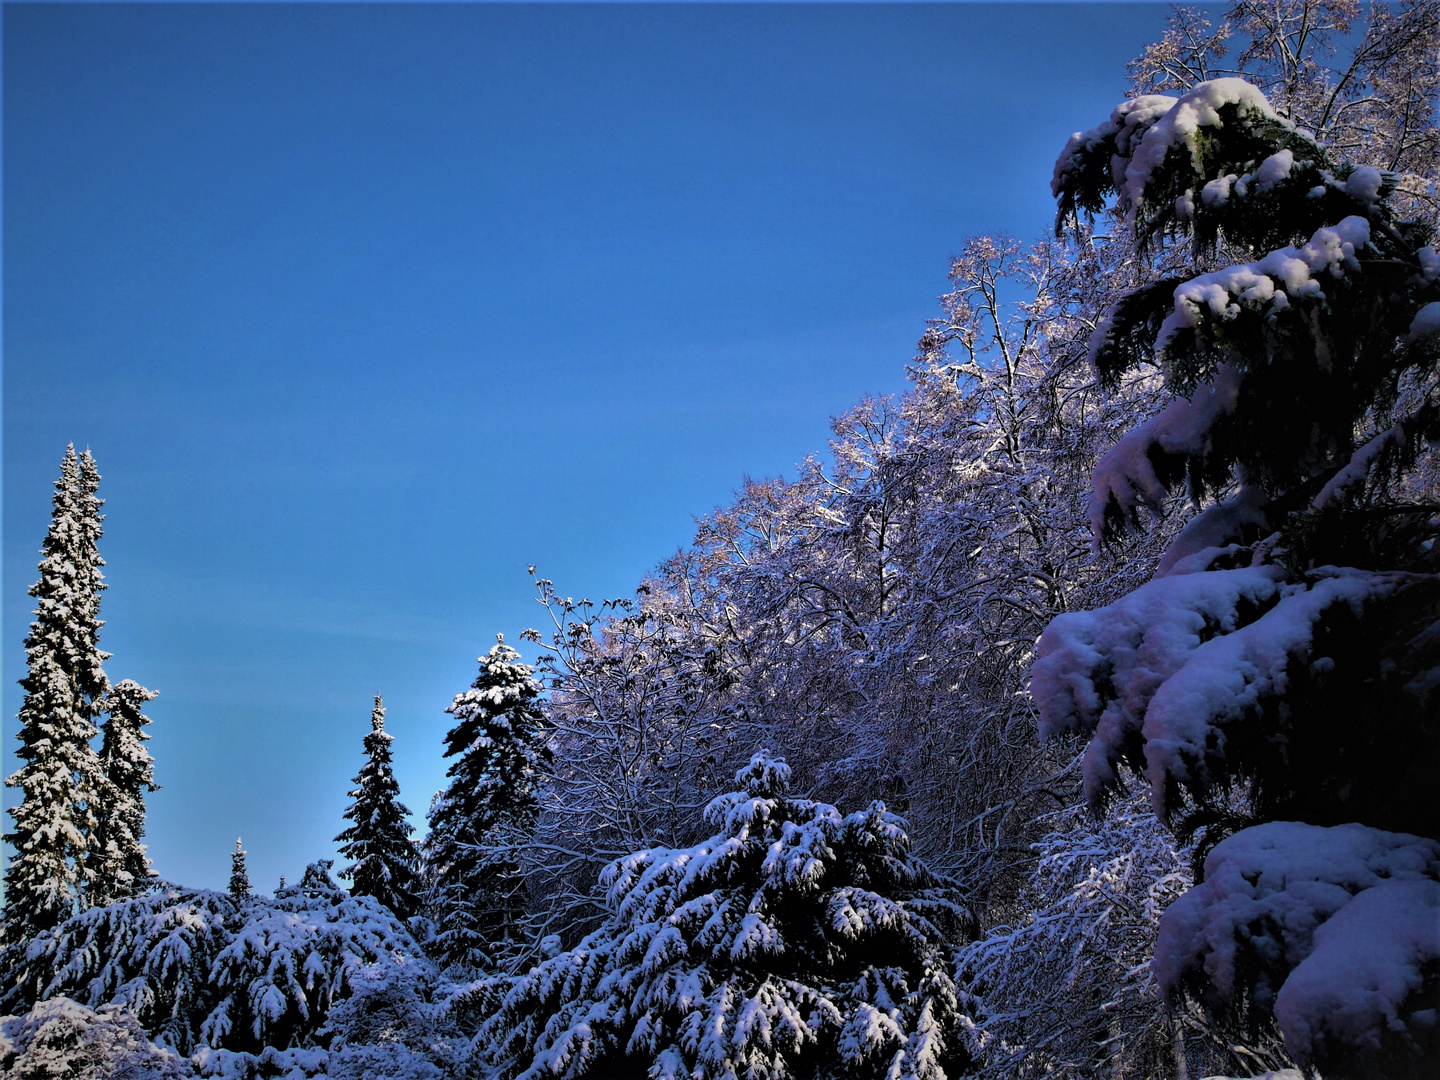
<box><xmin>13</xmin><ymin>867</ymin><xmax>419</xmax><ymax>1058</ymax></box>
<box><xmin>1155</xmin><ymin>486</ymin><xmax>1270</xmax><ymax>577</ymax></box>
<box><xmin>1310</xmin><ymin>424</ymin><xmax>1405</xmax><ymax>511</ymax></box>
<box><xmin>1032</xmin><ymin>563</ymin><xmax>1288</xmax><ymax>805</ymax></box>
<box><xmin>1418</xmin><ymin>247</ymin><xmax>1440</xmax><ymax>283</ymax></box>
<box><xmin>1201</xmin><ymin>174</ymin><xmax>1235</xmax><ymax>206</ymax></box>
<box><xmin>1155</xmin><ymin>822</ymin><xmax>1440</xmax><ymax>1069</ymax></box>
<box><xmin>1408</xmin><ymin>301</ymin><xmax>1440</xmax><ymax>341</ymax></box>
<box><xmin>1122</xmin><ymin>79</ymin><xmax>1282</xmax><ymax>206</ymax></box>
<box><xmin>1254</xmin><ymin>149</ymin><xmax>1295</xmax><ymax>190</ymax></box>
<box><xmin>1139</xmin><ymin>568</ymin><xmax>1405</xmax><ymax>819</ymax></box>
<box><xmin>1344</xmin><ymin>165</ymin><xmax>1384</xmax><ymax>207</ymax></box>
<box><xmin>0</xmin><ymin>996</ymin><xmax>193</xmax><ymax>1079</ymax></box>
<box><xmin>1034</xmin><ymin>564</ymin><xmax>1410</xmax><ymax>815</ymax></box>
<box><xmin>1051</xmin><ymin>94</ymin><xmax>1176</xmax><ymax>198</ymax></box>
<box><xmin>1089</xmin><ymin>364</ymin><xmax>1243</xmax><ymax>537</ymax></box>
<box><xmin>1155</xmin><ymin>217</ymin><xmax>1371</xmax><ymax>355</ymax></box>
<box><xmin>1273</xmin><ymin>879</ymin><xmax>1440</xmax><ymax>1069</ymax></box>
<box><xmin>475</xmin><ymin>751</ymin><xmax>970</xmax><ymax>1080</ymax></box>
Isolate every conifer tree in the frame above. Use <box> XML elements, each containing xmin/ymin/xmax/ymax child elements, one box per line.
<box><xmin>3</xmin><ymin>446</ymin><xmax>111</xmax><ymax>944</ymax></box>
<box><xmin>228</xmin><ymin>839</ymin><xmax>251</xmax><ymax>899</ymax></box>
<box><xmin>1040</xmin><ymin>78</ymin><xmax>1440</xmax><ymax>1079</ymax></box>
<box><xmin>474</xmin><ymin>751</ymin><xmax>972</xmax><ymax>1080</ymax></box>
<box><xmin>335</xmin><ymin>694</ymin><xmax>421</xmax><ymax>919</ymax></box>
<box><xmin>89</xmin><ymin>680</ymin><xmax>160</xmax><ymax>906</ymax></box>
<box><xmin>424</xmin><ymin>635</ymin><xmax>551</xmax><ymax>973</ymax></box>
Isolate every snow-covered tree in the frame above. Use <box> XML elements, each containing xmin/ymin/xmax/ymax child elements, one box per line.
<box><xmin>473</xmin><ymin>751</ymin><xmax>973</xmax><ymax>1080</ymax></box>
<box><xmin>4</xmin><ymin>446</ymin><xmax>112</xmax><ymax>947</ymax></box>
<box><xmin>336</xmin><ymin>695</ymin><xmax>421</xmax><ymax>920</ymax></box>
<box><xmin>424</xmin><ymin>635</ymin><xmax>551</xmax><ymax>973</ymax></box>
<box><xmin>228</xmin><ymin>839</ymin><xmax>251</xmax><ymax>900</ymax></box>
<box><xmin>1040</xmin><ymin>74</ymin><xmax>1440</xmax><ymax>1079</ymax></box>
<box><xmin>89</xmin><ymin>680</ymin><xmax>160</xmax><ymax>907</ymax></box>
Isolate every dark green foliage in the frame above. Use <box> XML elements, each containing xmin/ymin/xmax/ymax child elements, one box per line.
<box><xmin>335</xmin><ymin>695</ymin><xmax>421</xmax><ymax>920</ymax></box>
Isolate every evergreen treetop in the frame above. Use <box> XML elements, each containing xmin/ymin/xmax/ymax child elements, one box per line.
<box><xmin>4</xmin><ymin>446</ymin><xmax>112</xmax><ymax>945</ymax></box>
<box><xmin>229</xmin><ymin>839</ymin><xmax>251</xmax><ymax>900</ymax></box>
<box><xmin>425</xmin><ymin>635</ymin><xmax>552</xmax><ymax>974</ymax></box>
<box><xmin>335</xmin><ymin>694</ymin><xmax>421</xmax><ymax>920</ymax></box>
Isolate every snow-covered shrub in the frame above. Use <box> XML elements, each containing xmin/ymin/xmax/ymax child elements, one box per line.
<box><xmin>473</xmin><ymin>750</ymin><xmax>973</xmax><ymax>1080</ymax></box>
<box><xmin>0</xmin><ymin>995</ymin><xmax>193</xmax><ymax>1079</ymax></box>
<box><xmin>8</xmin><ymin>861</ymin><xmax>422</xmax><ymax>1056</ymax></box>
<box><xmin>956</xmin><ymin>793</ymin><xmax>1279</xmax><ymax>1080</ymax></box>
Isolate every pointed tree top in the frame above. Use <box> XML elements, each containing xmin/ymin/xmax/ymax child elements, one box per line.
<box><xmin>371</xmin><ymin>694</ymin><xmax>385</xmax><ymax>732</ymax></box>
<box><xmin>235</xmin><ymin>837</ymin><xmax>243</xmax><ymax>853</ymax></box>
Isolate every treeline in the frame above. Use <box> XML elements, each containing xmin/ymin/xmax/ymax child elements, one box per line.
<box><xmin>4</xmin><ymin>4</ymin><xmax>1439</xmax><ymax>1079</ymax></box>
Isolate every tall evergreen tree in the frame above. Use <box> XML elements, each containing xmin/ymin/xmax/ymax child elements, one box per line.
<box><xmin>1041</xmin><ymin>77</ymin><xmax>1440</xmax><ymax>1078</ymax></box>
<box><xmin>4</xmin><ymin>446</ymin><xmax>111</xmax><ymax>945</ymax></box>
<box><xmin>229</xmin><ymin>838</ymin><xmax>251</xmax><ymax>899</ymax></box>
<box><xmin>89</xmin><ymin>680</ymin><xmax>160</xmax><ymax>906</ymax></box>
<box><xmin>335</xmin><ymin>694</ymin><xmax>421</xmax><ymax>919</ymax></box>
<box><xmin>424</xmin><ymin>635</ymin><xmax>551</xmax><ymax>973</ymax></box>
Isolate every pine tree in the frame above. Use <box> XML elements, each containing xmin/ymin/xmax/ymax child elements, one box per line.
<box><xmin>424</xmin><ymin>635</ymin><xmax>551</xmax><ymax>973</ymax></box>
<box><xmin>228</xmin><ymin>839</ymin><xmax>251</xmax><ymax>899</ymax></box>
<box><xmin>335</xmin><ymin>694</ymin><xmax>421</xmax><ymax>919</ymax></box>
<box><xmin>1040</xmin><ymin>78</ymin><xmax>1440</xmax><ymax>1079</ymax></box>
<box><xmin>3</xmin><ymin>446</ymin><xmax>111</xmax><ymax>945</ymax></box>
<box><xmin>89</xmin><ymin>680</ymin><xmax>160</xmax><ymax>906</ymax></box>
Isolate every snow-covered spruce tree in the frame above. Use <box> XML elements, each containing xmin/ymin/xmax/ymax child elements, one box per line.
<box><xmin>89</xmin><ymin>680</ymin><xmax>160</xmax><ymax>907</ymax></box>
<box><xmin>229</xmin><ymin>839</ymin><xmax>251</xmax><ymax>899</ymax></box>
<box><xmin>335</xmin><ymin>695</ymin><xmax>421</xmax><ymax>920</ymax></box>
<box><xmin>1039</xmin><ymin>78</ymin><xmax>1440</xmax><ymax>1078</ymax></box>
<box><xmin>4</xmin><ymin>447</ymin><xmax>111</xmax><ymax>948</ymax></box>
<box><xmin>472</xmin><ymin>751</ymin><xmax>973</xmax><ymax>1080</ymax></box>
<box><xmin>424</xmin><ymin>635</ymin><xmax>551</xmax><ymax>973</ymax></box>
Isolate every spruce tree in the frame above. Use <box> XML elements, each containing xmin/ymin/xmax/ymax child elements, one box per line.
<box><xmin>335</xmin><ymin>694</ymin><xmax>421</xmax><ymax>919</ymax></box>
<box><xmin>3</xmin><ymin>446</ymin><xmax>111</xmax><ymax>944</ymax></box>
<box><xmin>475</xmin><ymin>751</ymin><xmax>973</xmax><ymax>1080</ymax></box>
<box><xmin>90</xmin><ymin>680</ymin><xmax>160</xmax><ymax>906</ymax></box>
<box><xmin>424</xmin><ymin>635</ymin><xmax>551</xmax><ymax>973</ymax></box>
<box><xmin>1040</xmin><ymin>79</ymin><xmax>1440</xmax><ymax>1078</ymax></box>
<box><xmin>228</xmin><ymin>838</ymin><xmax>251</xmax><ymax>899</ymax></box>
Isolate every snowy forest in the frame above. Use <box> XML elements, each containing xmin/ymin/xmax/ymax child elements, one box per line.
<box><xmin>4</xmin><ymin>3</ymin><xmax>1439</xmax><ymax>1078</ymax></box>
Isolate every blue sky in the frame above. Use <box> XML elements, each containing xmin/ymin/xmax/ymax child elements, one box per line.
<box><xmin>4</xmin><ymin>3</ymin><xmax>1178</xmax><ymax>891</ymax></box>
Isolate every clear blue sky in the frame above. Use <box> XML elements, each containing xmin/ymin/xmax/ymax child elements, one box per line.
<box><xmin>5</xmin><ymin>3</ymin><xmax>1177</xmax><ymax>891</ymax></box>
